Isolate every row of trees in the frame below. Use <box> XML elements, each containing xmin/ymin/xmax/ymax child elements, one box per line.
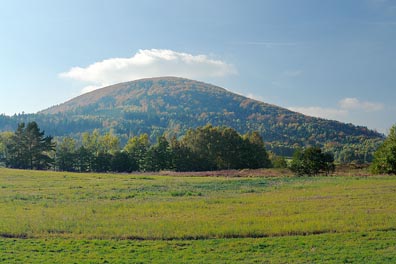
<box><xmin>1</xmin><ymin>122</ymin><xmax>272</xmax><ymax>172</ymax></box>
<box><xmin>6</xmin><ymin>121</ymin><xmax>395</xmax><ymax>176</ymax></box>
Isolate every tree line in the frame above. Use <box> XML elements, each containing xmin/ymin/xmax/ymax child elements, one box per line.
<box><xmin>4</xmin><ymin>121</ymin><xmax>394</xmax><ymax>176</ymax></box>
<box><xmin>0</xmin><ymin>122</ymin><xmax>272</xmax><ymax>172</ymax></box>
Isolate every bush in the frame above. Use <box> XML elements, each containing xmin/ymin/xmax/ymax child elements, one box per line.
<box><xmin>290</xmin><ymin>147</ymin><xmax>335</xmax><ymax>176</ymax></box>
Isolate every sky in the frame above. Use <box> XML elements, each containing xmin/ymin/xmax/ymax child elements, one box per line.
<box><xmin>0</xmin><ymin>0</ymin><xmax>395</xmax><ymax>133</ymax></box>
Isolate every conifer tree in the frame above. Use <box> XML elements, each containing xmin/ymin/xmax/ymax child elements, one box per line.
<box><xmin>6</xmin><ymin>122</ymin><xmax>55</xmax><ymax>170</ymax></box>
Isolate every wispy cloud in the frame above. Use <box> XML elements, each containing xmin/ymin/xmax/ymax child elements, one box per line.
<box><xmin>288</xmin><ymin>106</ymin><xmax>348</xmax><ymax>120</ymax></box>
<box><xmin>60</xmin><ymin>49</ymin><xmax>237</xmax><ymax>94</ymax></box>
<box><xmin>245</xmin><ymin>93</ymin><xmax>265</xmax><ymax>101</ymax></box>
<box><xmin>338</xmin><ymin>97</ymin><xmax>384</xmax><ymax>111</ymax></box>
<box><xmin>288</xmin><ymin>97</ymin><xmax>384</xmax><ymax>121</ymax></box>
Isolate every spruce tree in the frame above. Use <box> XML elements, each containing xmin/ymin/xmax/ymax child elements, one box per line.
<box><xmin>6</xmin><ymin>122</ymin><xmax>55</xmax><ymax>170</ymax></box>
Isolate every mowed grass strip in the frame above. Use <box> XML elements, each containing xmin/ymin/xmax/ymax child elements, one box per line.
<box><xmin>0</xmin><ymin>168</ymin><xmax>395</xmax><ymax>240</ymax></box>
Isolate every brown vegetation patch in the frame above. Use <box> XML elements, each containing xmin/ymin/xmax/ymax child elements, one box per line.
<box><xmin>158</xmin><ymin>168</ymin><xmax>293</xmax><ymax>178</ymax></box>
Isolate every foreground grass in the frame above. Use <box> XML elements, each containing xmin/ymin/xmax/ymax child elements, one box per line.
<box><xmin>1</xmin><ymin>231</ymin><xmax>395</xmax><ymax>263</ymax></box>
<box><xmin>0</xmin><ymin>168</ymin><xmax>396</xmax><ymax>262</ymax></box>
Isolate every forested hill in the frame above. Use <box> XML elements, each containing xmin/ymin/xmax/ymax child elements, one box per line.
<box><xmin>0</xmin><ymin>77</ymin><xmax>384</xmax><ymax>162</ymax></box>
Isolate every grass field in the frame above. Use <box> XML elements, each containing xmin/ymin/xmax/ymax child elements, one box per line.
<box><xmin>0</xmin><ymin>168</ymin><xmax>395</xmax><ymax>263</ymax></box>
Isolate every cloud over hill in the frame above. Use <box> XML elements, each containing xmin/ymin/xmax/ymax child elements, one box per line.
<box><xmin>60</xmin><ymin>49</ymin><xmax>237</xmax><ymax>94</ymax></box>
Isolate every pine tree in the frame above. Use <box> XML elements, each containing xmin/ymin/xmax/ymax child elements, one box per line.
<box><xmin>6</xmin><ymin>122</ymin><xmax>55</xmax><ymax>170</ymax></box>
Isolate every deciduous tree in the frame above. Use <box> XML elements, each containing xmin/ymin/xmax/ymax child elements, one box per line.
<box><xmin>371</xmin><ymin>125</ymin><xmax>396</xmax><ymax>174</ymax></box>
<box><xmin>290</xmin><ymin>147</ymin><xmax>335</xmax><ymax>176</ymax></box>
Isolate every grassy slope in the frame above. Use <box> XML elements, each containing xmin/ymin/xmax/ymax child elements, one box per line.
<box><xmin>0</xmin><ymin>168</ymin><xmax>395</xmax><ymax>263</ymax></box>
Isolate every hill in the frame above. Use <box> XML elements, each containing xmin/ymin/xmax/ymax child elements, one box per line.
<box><xmin>0</xmin><ymin>77</ymin><xmax>384</xmax><ymax>162</ymax></box>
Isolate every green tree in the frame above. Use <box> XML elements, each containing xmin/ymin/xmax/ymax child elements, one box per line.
<box><xmin>92</xmin><ymin>152</ymin><xmax>112</xmax><ymax>172</ymax></box>
<box><xmin>182</xmin><ymin>124</ymin><xmax>218</xmax><ymax>171</ymax></box>
<box><xmin>75</xmin><ymin>146</ymin><xmax>93</xmax><ymax>172</ymax></box>
<box><xmin>82</xmin><ymin>129</ymin><xmax>101</xmax><ymax>156</ymax></box>
<box><xmin>124</xmin><ymin>134</ymin><xmax>150</xmax><ymax>171</ymax></box>
<box><xmin>242</xmin><ymin>132</ymin><xmax>272</xmax><ymax>169</ymax></box>
<box><xmin>290</xmin><ymin>147</ymin><xmax>335</xmax><ymax>176</ymax></box>
<box><xmin>371</xmin><ymin>125</ymin><xmax>396</xmax><ymax>174</ymax></box>
<box><xmin>55</xmin><ymin>137</ymin><xmax>77</xmax><ymax>171</ymax></box>
<box><xmin>0</xmin><ymin>132</ymin><xmax>13</xmax><ymax>166</ymax></box>
<box><xmin>111</xmin><ymin>151</ymin><xmax>133</xmax><ymax>172</ymax></box>
<box><xmin>81</xmin><ymin>130</ymin><xmax>121</xmax><ymax>172</ymax></box>
<box><xmin>99</xmin><ymin>131</ymin><xmax>120</xmax><ymax>155</ymax></box>
<box><xmin>217</xmin><ymin>127</ymin><xmax>244</xmax><ymax>169</ymax></box>
<box><xmin>6</xmin><ymin>122</ymin><xmax>55</xmax><ymax>170</ymax></box>
<box><xmin>6</xmin><ymin>123</ymin><xmax>29</xmax><ymax>169</ymax></box>
<box><xmin>169</xmin><ymin>136</ymin><xmax>201</xmax><ymax>171</ymax></box>
<box><xmin>143</xmin><ymin>135</ymin><xmax>172</xmax><ymax>171</ymax></box>
<box><xmin>268</xmin><ymin>151</ymin><xmax>288</xmax><ymax>168</ymax></box>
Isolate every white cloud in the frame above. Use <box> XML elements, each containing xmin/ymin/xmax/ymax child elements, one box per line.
<box><xmin>339</xmin><ymin>97</ymin><xmax>384</xmax><ymax>112</ymax></box>
<box><xmin>288</xmin><ymin>97</ymin><xmax>384</xmax><ymax>121</ymax></box>
<box><xmin>81</xmin><ymin>85</ymin><xmax>103</xmax><ymax>94</ymax></box>
<box><xmin>60</xmin><ymin>49</ymin><xmax>237</xmax><ymax>93</ymax></box>
<box><xmin>246</xmin><ymin>93</ymin><xmax>265</xmax><ymax>101</ymax></box>
<box><xmin>287</xmin><ymin>106</ymin><xmax>348</xmax><ymax>120</ymax></box>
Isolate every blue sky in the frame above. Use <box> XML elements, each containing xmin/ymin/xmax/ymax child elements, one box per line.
<box><xmin>0</xmin><ymin>0</ymin><xmax>395</xmax><ymax>133</ymax></box>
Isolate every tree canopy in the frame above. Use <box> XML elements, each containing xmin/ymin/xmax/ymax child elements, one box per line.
<box><xmin>290</xmin><ymin>147</ymin><xmax>335</xmax><ymax>176</ymax></box>
<box><xmin>371</xmin><ymin>125</ymin><xmax>396</xmax><ymax>174</ymax></box>
<box><xmin>4</xmin><ymin>122</ymin><xmax>55</xmax><ymax>170</ymax></box>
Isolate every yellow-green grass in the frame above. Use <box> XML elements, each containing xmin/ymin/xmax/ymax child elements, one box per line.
<box><xmin>0</xmin><ymin>168</ymin><xmax>395</xmax><ymax>240</ymax></box>
<box><xmin>1</xmin><ymin>168</ymin><xmax>396</xmax><ymax>262</ymax></box>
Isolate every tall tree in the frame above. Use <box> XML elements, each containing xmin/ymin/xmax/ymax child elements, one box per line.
<box><xmin>111</xmin><ymin>151</ymin><xmax>133</xmax><ymax>172</ymax></box>
<box><xmin>371</xmin><ymin>125</ymin><xmax>396</xmax><ymax>174</ymax></box>
<box><xmin>124</xmin><ymin>134</ymin><xmax>150</xmax><ymax>171</ymax></box>
<box><xmin>0</xmin><ymin>132</ymin><xmax>13</xmax><ymax>166</ymax></box>
<box><xmin>182</xmin><ymin>125</ymin><xmax>220</xmax><ymax>171</ymax></box>
<box><xmin>75</xmin><ymin>146</ymin><xmax>93</xmax><ymax>172</ymax></box>
<box><xmin>242</xmin><ymin>132</ymin><xmax>272</xmax><ymax>169</ymax></box>
<box><xmin>217</xmin><ymin>127</ymin><xmax>244</xmax><ymax>169</ymax></box>
<box><xmin>170</xmin><ymin>136</ymin><xmax>201</xmax><ymax>171</ymax></box>
<box><xmin>143</xmin><ymin>135</ymin><xmax>172</xmax><ymax>171</ymax></box>
<box><xmin>6</xmin><ymin>122</ymin><xmax>55</xmax><ymax>170</ymax></box>
<box><xmin>55</xmin><ymin>137</ymin><xmax>77</xmax><ymax>171</ymax></box>
<box><xmin>6</xmin><ymin>123</ymin><xmax>29</xmax><ymax>169</ymax></box>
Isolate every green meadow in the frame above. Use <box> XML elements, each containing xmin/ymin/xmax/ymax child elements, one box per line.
<box><xmin>1</xmin><ymin>168</ymin><xmax>396</xmax><ymax>263</ymax></box>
